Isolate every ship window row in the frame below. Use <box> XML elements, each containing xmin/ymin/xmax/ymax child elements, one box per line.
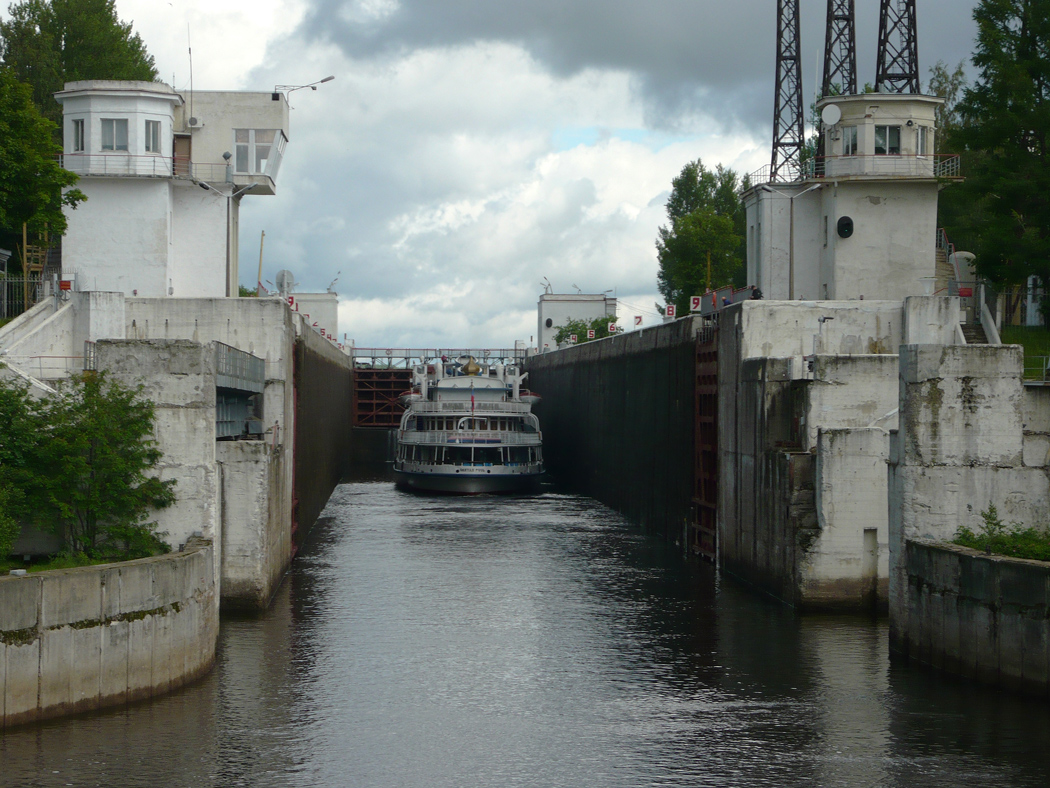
<box><xmin>398</xmin><ymin>445</ymin><xmax>540</xmax><ymax>465</ymax></box>
<box><xmin>416</xmin><ymin>416</ymin><xmax>523</xmax><ymax>432</ymax></box>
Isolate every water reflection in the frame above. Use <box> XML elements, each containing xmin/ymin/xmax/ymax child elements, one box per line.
<box><xmin>2</xmin><ymin>482</ymin><xmax>1050</xmax><ymax>787</ymax></box>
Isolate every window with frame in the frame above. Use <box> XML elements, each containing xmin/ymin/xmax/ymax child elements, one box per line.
<box><xmin>101</xmin><ymin>118</ymin><xmax>128</xmax><ymax>151</ymax></box>
<box><xmin>874</xmin><ymin>125</ymin><xmax>901</xmax><ymax>155</ymax></box>
<box><xmin>145</xmin><ymin>120</ymin><xmax>161</xmax><ymax>153</ymax></box>
<box><xmin>71</xmin><ymin>119</ymin><xmax>85</xmax><ymax>152</ymax></box>
<box><xmin>233</xmin><ymin>129</ymin><xmax>286</xmax><ymax>177</ymax></box>
<box><xmin>842</xmin><ymin>125</ymin><xmax>858</xmax><ymax>156</ymax></box>
<box><xmin>916</xmin><ymin>125</ymin><xmax>929</xmax><ymax>156</ymax></box>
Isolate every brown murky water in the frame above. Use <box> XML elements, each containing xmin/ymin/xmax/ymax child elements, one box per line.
<box><xmin>3</xmin><ymin>480</ymin><xmax>1050</xmax><ymax>787</ymax></box>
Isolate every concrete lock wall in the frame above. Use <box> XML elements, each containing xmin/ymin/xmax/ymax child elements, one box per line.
<box><xmin>904</xmin><ymin>539</ymin><xmax>1050</xmax><ymax>696</ymax></box>
<box><xmin>718</xmin><ymin>301</ymin><xmax>903</xmax><ymax>611</ymax></box>
<box><xmin>0</xmin><ymin>537</ymin><xmax>217</xmax><ymax>729</ymax></box>
<box><xmin>890</xmin><ymin>344</ymin><xmax>1050</xmax><ymax>651</ymax></box>
<box><xmin>124</xmin><ymin>298</ymin><xmax>298</xmax><ymax>608</ymax></box>
<box><xmin>525</xmin><ymin>318</ymin><xmax>699</xmax><ymax>544</ymax></box>
<box><xmin>292</xmin><ymin>324</ymin><xmax>354</xmax><ymax>549</ymax></box>
<box><xmin>217</xmin><ymin>440</ymin><xmax>287</xmax><ymax>609</ymax></box>
<box><xmin>95</xmin><ymin>340</ymin><xmax>221</xmax><ymax>584</ymax></box>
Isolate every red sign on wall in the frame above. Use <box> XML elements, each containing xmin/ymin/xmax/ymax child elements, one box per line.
<box><xmin>587</xmin><ymin>329</ymin><xmax>595</xmax><ymax>339</ymax></box>
<box><xmin>666</xmin><ymin>304</ymin><xmax>676</xmax><ymax>318</ymax></box>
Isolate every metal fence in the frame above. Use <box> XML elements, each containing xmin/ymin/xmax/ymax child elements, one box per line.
<box><xmin>58</xmin><ymin>154</ymin><xmax>232</xmax><ymax>183</ymax></box>
<box><xmin>215</xmin><ymin>342</ymin><xmax>265</xmax><ymax>393</ymax></box>
<box><xmin>1023</xmin><ymin>356</ymin><xmax>1050</xmax><ymax>383</ymax></box>
<box><xmin>1</xmin><ymin>277</ymin><xmax>43</xmax><ymax>320</ymax></box>
<box><xmin>351</xmin><ymin>347</ymin><xmax>527</xmax><ymax>368</ymax></box>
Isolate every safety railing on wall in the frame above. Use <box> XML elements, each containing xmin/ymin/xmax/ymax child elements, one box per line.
<box><xmin>1</xmin><ymin>277</ymin><xmax>42</xmax><ymax>320</ymax></box>
<box><xmin>351</xmin><ymin>347</ymin><xmax>527</xmax><ymax>368</ymax></box>
<box><xmin>215</xmin><ymin>342</ymin><xmax>265</xmax><ymax>393</ymax></box>
<box><xmin>804</xmin><ymin>154</ymin><xmax>962</xmax><ymax>180</ymax></box>
<box><xmin>1023</xmin><ymin>356</ymin><xmax>1050</xmax><ymax>383</ymax></box>
<box><xmin>399</xmin><ymin>430</ymin><xmax>541</xmax><ymax>446</ymax></box>
<box><xmin>58</xmin><ymin>154</ymin><xmax>231</xmax><ymax>183</ymax></box>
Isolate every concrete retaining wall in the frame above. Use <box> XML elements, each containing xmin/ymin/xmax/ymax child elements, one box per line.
<box><xmin>889</xmin><ymin>344</ymin><xmax>1050</xmax><ymax>647</ymax></box>
<box><xmin>95</xmin><ymin>340</ymin><xmax>220</xmax><ymax>586</ymax></box>
<box><xmin>903</xmin><ymin>539</ymin><xmax>1050</xmax><ymax>696</ymax></box>
<box><xmin>0</xmin><ymin>537</ymin><xmax>217</xmax><ymax>729</ymax></box>
<box><xmin>718</xmin><ymin>301</ymin><xmax>900</xmax><ymax>610</ymax></box>
<box><xmin>525</xmin><ymin>318</ymin><xmax>699</xmax><ymax>544</ymax></box>
<box><xmin>218</xmin><ymin>440</ymin><xmax>287</xmax><ymax>609</ymax></box>
<box><xmin>293</xmin><ymin>325</ymin><xmax>354</xmax><ymax>549</ymax></box>
<box><xmin>123</xmin><ymin>299</ymin><xmax>297</xmax><ymax>608</ymax></box>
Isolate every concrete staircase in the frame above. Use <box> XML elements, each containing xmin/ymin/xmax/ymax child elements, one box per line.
<box><xmin>961</xmin><ymin>322</ymin><xmax>989</xmax><ymax>344</ymax></box>
<box><xmin>934</xmin><ymin>247</ymin><xmax>955</xmax><ymax>293</ymax></box>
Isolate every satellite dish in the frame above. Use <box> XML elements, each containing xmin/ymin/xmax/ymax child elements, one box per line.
<box><xmin>275</xmin><ymin>269</ymin><xmax>296</xmax><ymax>295</ymax></box>
<box><xmin>821</xmin><ymin>104</ymin><xmax>842</xmax><ymax>126</ymax></box>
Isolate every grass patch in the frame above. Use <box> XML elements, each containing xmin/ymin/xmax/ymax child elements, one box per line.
<box><xmin>954</xmin><ymin>504</ymin><xmax>1050</xmax><ymax>561</ymax></box>
<box><xmin>1000</xmin><ymin>325</ymin><xmax>1050</xmax><ymax>379</ymax></box>
<box><xmin>0</xmin><ymin>552</ymin><xmax>118</xmax><ymax>574</ymax></box>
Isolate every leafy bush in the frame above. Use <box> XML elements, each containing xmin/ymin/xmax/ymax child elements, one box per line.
<box><xmin>0</xmin><ymin>372</ymin><xmax>175</xmax><ymax>560</ymax></box>
<box><xmin>954</xmin><ymin>504</ymin><xmax>1050</xmax><ymax>561</ymax></box>
<box><xmin>554</xmin><ymin>316</ymin><xmax>619</xmax><ymax>346</ymax></box>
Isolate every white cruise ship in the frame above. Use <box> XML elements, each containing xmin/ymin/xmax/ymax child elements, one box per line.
<box><xmin>393</xmin><ymin>356</ymin><xmax>543</xmax><ymax>493</ymax></box>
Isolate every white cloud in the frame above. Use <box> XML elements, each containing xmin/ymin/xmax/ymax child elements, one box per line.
<box><xmin>237</xmin><ymin>39</ymin><xmax>768</xmax><ymax>346</ymax></box>
<box><xmin>0</xmin><ymin>0</ymin><xmax>977</xmax><ymax>347</ymax></box>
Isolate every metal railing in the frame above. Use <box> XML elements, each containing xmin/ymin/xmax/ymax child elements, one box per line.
<box><xmin>1023</xmin><ymin>356</ymin><xmax>1050</xmax><ymax>383</ymax></box>
<box><xmin>804</xmin><ymin>153</ymin><xmax>962</xmax><ymax>180</ymax></box>
<box><xmin>352</xmin><ymin>347</ymin><xmax>526</xmax><ymax>368</ymax></box>
<box><xmin>58</xmin><ymin>153</ymin><xmax>231</xmax><ymax>183</ymax></box>
<box><xmin>399</xmin><ymin>430</ymin><xmax>541</xmax><ymax>446</ymax></box>
<box><xmin>215</xmin><ymin>342</ymin><xmax>265</xmax><ymax>393</ymax></box>
<box><xmin>950</xmin><ymin>280</ymin><xmax>998</xmax><ymax>327</ymax></box>
<box><xmin>408</xmin><ymin>401</ymin><xmax>533</xmax><ymax>414</ymax></box>
<box><xmin>1</xmin><ymin>277</ymin><xmax>43</xmax><ymax>320</ymax></box>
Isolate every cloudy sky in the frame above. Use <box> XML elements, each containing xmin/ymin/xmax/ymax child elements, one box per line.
<box><xmin>22</xmin><ymin>1</ymin><xmax>981</xmax><ymax>347</ymax></box>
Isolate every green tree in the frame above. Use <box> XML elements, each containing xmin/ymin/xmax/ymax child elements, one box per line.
<box><xmin>3</xmin><ymin>372</ymin><xmax>176</xmax><ymax>558</ymax></box>
<box><xmin>0</xmin><ymin>372</ymin><xmax>40</xmax><ymax>556</ymax></box>
<box><xmin>951</xmin><ymin>0</ymin><xmax>1050</xmax><ymax>314</ymax></box>
<box><xmin>553</xmin><ymin>316</ymin><xmax>619</xmax><ymax>346</ymax></box>
<box><xmin>0</xmin><ymin>0</ymin><xmax>157</xmax><ymax>127</ymax></box>
<box><xmin>656</xmin><ymin>159</ymin><xmax>745</xmax><ymax>316</ymax></box>
<box><xmin>0</xmin><ymin>67</ymin><xmax>85</xmax><ymax>258</ymax></box>
<box><xmin>926</xmin><ymin>60</ymin><xmax>968</xmax><ymax>145</ymax></box>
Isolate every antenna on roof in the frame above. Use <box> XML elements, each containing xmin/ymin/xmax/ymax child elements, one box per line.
<box><xmin>771</xmin><ymin>0</ymin><xmax>805</xmax><ymax>182</ymax></box>
<box><xmin>187</xmin><ymin>24</ymin><xmax>193</xmax><ymax>122</ymax></box>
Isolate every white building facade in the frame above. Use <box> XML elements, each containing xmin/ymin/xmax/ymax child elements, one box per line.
<box><xmin>744</xmin><ymin>93</ymin><xmax>954</xmax><ymax>302</ymax></box>
<box><xmin>56</xmin><ymin>81</ymin><xmax>289</xmax><ymax>298</ymax></box>
<box><xmin>537</xmin><ymin>293</ymin><xmax>617</xmax><ymax>351</ymax></box>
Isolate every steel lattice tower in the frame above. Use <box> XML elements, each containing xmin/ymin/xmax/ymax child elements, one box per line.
<box><xmin>822</xmin><ymin>0</ymin><xmax>857</xmax><ymax>96</ymax></box>
<box><xmin>771</xmin><ymin>0</ymin><xmax>805</xmax><ymax>182</ymax></box>
<box><xmin>876</xmin><ymin>0</ymin><xmax>919</xmax><ymax>93</ymax></box>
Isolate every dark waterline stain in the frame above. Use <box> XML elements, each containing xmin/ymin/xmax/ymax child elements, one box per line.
<box><xmin>3</xmin><ymin>481</ymin><xmax>1050</xmax><ymax>787</ymax></box>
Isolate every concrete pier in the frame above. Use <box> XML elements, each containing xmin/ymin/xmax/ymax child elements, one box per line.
<box><xmin>0</xmin><ymin>538</ymin><xmax>217</xmax><ymax>729</ymax></box>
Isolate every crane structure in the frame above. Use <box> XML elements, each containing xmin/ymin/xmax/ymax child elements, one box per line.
<box><xmin>876</xmin><ymin>0</ymin><xmax>920</xmax><ymax>93</ymax></box>
<box><xmin>822</xmin><ymin>0</ymin><xmax>858</xmax><ymax>97</ymax></box>
<box><xmin>770</xmin><ymin>0</ymin><xmax>805</xmax><ymax>182</ymax></box>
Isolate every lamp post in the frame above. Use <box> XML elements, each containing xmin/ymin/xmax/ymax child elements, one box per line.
<box><xmin>273</xmin><ymin>76</ymin><xmax>335</xmax><ymax>106</ymax></box>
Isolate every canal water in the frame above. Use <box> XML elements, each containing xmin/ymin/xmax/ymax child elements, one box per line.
<box><xmin>3</xmin><ymin>480</ymin><xmax>1050</xmax><ymax>787</ymax></box>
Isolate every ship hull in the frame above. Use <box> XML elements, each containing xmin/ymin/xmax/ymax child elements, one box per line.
<box><xmin>393</xmin><ymin>468</ymin><xmax>541</xmax><ymax>495</ymax></box>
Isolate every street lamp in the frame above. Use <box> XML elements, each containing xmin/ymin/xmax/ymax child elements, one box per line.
<box><xmin>273</xmin><ymin>75</ymin><xmax>335</xmax><ymax>96</ymax></box>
